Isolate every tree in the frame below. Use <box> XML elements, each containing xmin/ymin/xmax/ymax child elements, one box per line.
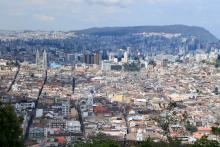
<box><xmin>167</xmin><ymin>137</ymin><xmax>181</xmax><ymax>147</ymax></box>
<box><xmin>211</xmin><ymin>127</ymin><xmax>220</xmax><ymax>136</ymax></box>
<box><xmin>185</xmin><ymin>121</ymin><xmax>197</xmax><ymax>133</ymax></box>
<box><xmin>30</xmin><ymin>73</ymin><xmax>35</xmax><ymax>78</ymax></box>
<box><xmin>140</xmin><ymin>137</ymin><xmax>181</xmax><ymax>147</ymax></box>
<box><xmin>74</xmin><ymin>133</ymin><xmax>120</xmax><ymax>147</ymax></box>
<box><xmin>182</xmin><ymin>111</ymin><xmax>188</xmax><ymax>122</ymax></box>
<box><xmin>0</xmin><ymin>102</ymin><xmax>24</xmax><ymax>147</ymax></box>
<box><xmin>215</xmin><ymin>55</ymin><xmax>220</xmax><ymax>68</ymax></box>
<box><xmin>213</xmin><ymin>87</ymin><xmax>219</xmax><ymax>95</ymax></box>
<box><xmin>167</xmin><ymin>101</ymin><xmax>177</xmax><ymax>111</ymax></box>
<box><xmin>193</xmin><ymin>136</ymin><xmax>220</xmax><ymax>147</ymax></box>
<box><xmin>148</xmin><ymin>60</ymin><xmax>157</xmax><ymax>68</ymax></box>
<box><xmin>6</xmin><ymin>60</ymin><xmax>20</xmax><ymax>67</ymax></box>
<box><xmin>139</xmin><ymin>137</ymin><xmax>155</xmax><ymax>147</ymax></box>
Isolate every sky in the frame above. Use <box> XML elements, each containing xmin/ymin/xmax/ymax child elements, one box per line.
<box><xmin>0</xmin><ymin>0</ymin><xmax>220</xmax><ymax>38</ymax></box>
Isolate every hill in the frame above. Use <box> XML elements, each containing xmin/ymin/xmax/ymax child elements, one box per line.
<box><xmin>76</xmin><ymin>25</ymin><xmax>218</xmax><ymax>43</ymax></box>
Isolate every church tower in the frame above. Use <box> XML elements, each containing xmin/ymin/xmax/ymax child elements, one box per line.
<box><xmin>36</xmin><ymin>49</ymin><xmax>48</xmax><ymax>70</ymax></box>
<box><xmin>36</xmin><ymin>49</ymin><xmax>40</xmax><ymax>69</ymax></box>
<box><xmin>43</xmin><ymin>50</ymin><xmax>48</xmax><ymax>70</ymax></box>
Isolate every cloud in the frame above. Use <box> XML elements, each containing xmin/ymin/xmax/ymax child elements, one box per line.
<box><xmin>27</xmin><ymin>0</ymin><xmax>50</xmax><ymax>5</ymax></box>
<box><xmin>23</xmin><ymin>0</ymin><xmax>132</xmax><ymax>8</ymax></box>
<box><xmin>34</xmin><ymin>14</ymin><xmax>55</xmax><ymax>22</ymax></box>
<box><xmin>143</xmin><ymin>0</ymin><xmax>178</xmax><ymax>4</ymax></box>
<box><xmin>27</xmin><ymin>0</ymin><xmax>82</xmax><ymax>5</ymax></box>
<box><xmin>85</xmin><ymin>0</ymin><xmax>132</xmax><ymax>7</ymax></box>
<box><xmin>9</xmin><ymin>9</ymin><xmax>24</xmax><ymax>16</ymax></box>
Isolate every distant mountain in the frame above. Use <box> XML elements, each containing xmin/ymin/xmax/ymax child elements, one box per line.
<box><xmin>0</xmin><ymin>25</ymin><xmax>218</xmax><ymax>55</ymax></box>
<box><xmin>76</xmin><ymin>25</ymin><xmax>218</xmax><ymax>43</ymax></box>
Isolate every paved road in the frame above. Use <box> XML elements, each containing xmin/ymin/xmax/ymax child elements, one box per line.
<box><xmin>7</xmin><ymin>64</ymin><xmax>20</xmax><ymax>93</ymax></box>
<box><xmin>72</xmin><ymin>76</ymin><xmax>85</xmax><ymax>137</ymax></box>
<box><xmin>123</xmin><ymin>105</ymin><xmax>129</xmax><ymax>147</ymax></box>
<box><xmin>24</xmin><ymin>70</ymin><xmax>47</xmax><ymax>143</ymax></box>
<box><xmin>76</xmin><ymin>102</ymin><xmax>85</xmax><ymax>136</ymax></box>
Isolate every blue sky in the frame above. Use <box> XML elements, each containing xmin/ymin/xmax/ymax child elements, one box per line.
<box><xmin>0</xmin><ymin>0</ymin><xmax>220</xmax><ymax>38</ymax></box>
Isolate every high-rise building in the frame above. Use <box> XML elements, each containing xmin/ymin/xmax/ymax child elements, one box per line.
<box><xmin>127</xmin><ymin>47</ymin><xmax>131</xmax><ymax>54</ymax></box>
<box><xmin>102</xmin><ymin>50</ymin><xmax>108</xmax><ymax>60</ymax></box>
<box><xmin>90</xmin><ymin>54</ymin><xmax>94</xmax><ymax>64</ymax></box>
<box><xmin>83</xmin><ymin>53</ymin><xmax>89</xmax><ymax>64</ymax></box>
<box><xmin>123</xmin><ymin>51</ymin><xmax>128</xmax><ymax>63</ymax></box>
<box><xmin>83</xmin><ymin>52</ymin><xmax>101</xmax><ymax>65</ymax></box>
<box><xmin>67</xmin><ymin>54</ymin><xmax>75</xmax><ymax>63</ymax></box>
<box><xmin>94</xmin><ymin>52</ymin><xmax>101</xmax><ymax>65</ymax></box>
<box><xmin>109</xmin><ymin>52</ymin><xmax>115</xmax><ymax>61</ymax></box>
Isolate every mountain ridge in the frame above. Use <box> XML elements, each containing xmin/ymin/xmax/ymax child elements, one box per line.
<box><xmin>76</xmin><ymin>25</ymin><xmax>218</xmax><ymax>43</ymax></box>
<box><xmin>0</xmin><ymin>25</ymin><xmax>217</xmax><ymax>43</ymax></box>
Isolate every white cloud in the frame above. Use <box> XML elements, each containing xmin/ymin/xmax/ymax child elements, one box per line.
<box><xmin>85</xmin><ymin>0</ymin><xmax>132</xmax><ymax>7</ymax></box>
<box><xmin>35</xmin><ymin>14</ymin><xmax>55</xmax><ymax>22</ymax></box>
<box><xmin>9</xmin><ymin>9</ymin><xmax>24</xmax><ymax>16</ymax></box>
<box><xmin>23</xmin><ymin>0</ymin><xmax>132</xmax><ymax>8</ymax></box>
<box><xmin>27</xmin><ymin>0</ymin><xmax>49</xmax><ymax>5</ymax></box>
<box><xmin>143</xmin><ymin>0</ymin><xmax>178</xmax><ymax>4</ymax></box>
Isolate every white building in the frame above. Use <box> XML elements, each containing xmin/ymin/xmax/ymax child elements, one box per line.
<box><xmin>209</xmin><ymin>51</ymin><xmax>218</xmax><ymax>62</ymax></box>
<box><xmin>62</xmin><ymin>100</ymin><xmax>70</xmax><ymax>117</ymax></box>
<box><xmin>15</xmin><ymin>101</ymin><xmax>35</xmax><ymax>110</ymax></box>
<box><xmin>101</xmin><ymin>61</ymin><xmax>112</xmax><ymax>71</ymax></box>
<box><xmin>122</xmin><ymin>51</ymin><xmax>128</xmax><ymax>63</ymax></box>
<box><xmin>36</xmin><ymin>109</ymin><xmax>44</xmax><ymax>118</ymax></box>
<box><xmin>66</xmin><ymin>121</ymin><xmax>81</xmax><ymax>133</ymax></box>
<box><xmin>195</xmin><ymin>53</ymin><xmax>208</xmax><ymax>62</ymax></box>
<box><xmin>12</xmin><ymin>83</ymin><xmax>19</xmax><ymax>91</ymax></box>
<box><xmin>136</xmin><ymin>129</ymin><xmax>143</xmax><ymax>141</ymax></box>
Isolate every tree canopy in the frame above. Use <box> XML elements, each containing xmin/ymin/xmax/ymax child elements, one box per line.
<box><xmin>212</xmin><ymin>126</ymin><xmax>220</xmax><ymax>136</ymax></box>
<box><xmin>215</xmin><ymin>55</ymin><xmax>220</xmax><ymax>68</ymax></box>
<box><xmin>139</xmin><ymin>137</ymin><xmax>181</xmax><ymax>147</ymax></box>
<box><xmin>193</xmin><ymin>136</ymin><xmax>220</xmax><ymax>147</ymax></box>
<box><xmin>74</xmin><ymin>133</ymin><xmax>120</xmax><ymax>147</ymax></box>
<box><xmin>0</xmin><ymin>102</ymin><xmax>24</xmax><ymax>147</ymax></box>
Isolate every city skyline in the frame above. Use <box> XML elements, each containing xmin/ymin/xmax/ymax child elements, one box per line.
<box><xmin>1</xmin><ymin>1</ymin><xmax>220</xmax><ymax>146</ymax></box>
<box><xmin>0</xmin><ymin>0</ymin><xmax>220</xmax><ymax>38</ymax></box>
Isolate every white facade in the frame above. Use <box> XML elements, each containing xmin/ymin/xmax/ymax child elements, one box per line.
<box><xmin>12</xmin><ymin>83</ymin><xmax>19</xmax><ymax>91</ymax></box>
<box><xmin>101</xmin><ymin>61</ymin><xmax>112</xmax><ymax>71</ymax></box>
<box><xmin>62</xmin><ymin>101</ymin><xmax>70</xmax><ymax>116</ymax></box>
<box><xmin>66</xmin><ymin>121</ymin><xmax>81</xmax><ymax>133</ymax></box>
<box><xmin>15</xmin><ymin>102</ymin><xmax>35</xmax><ymax>110</ymax></box>
<box><xmin>136</xmin><ymin>129</ymin><xmax>143</xmax><ymax>141</ymax></box>
<box><xmin>36</xmin><ymin>109</ymin><xmax>44</xmax><ymax>118</ymax></box>
<box><xmin>109</xmin><ymin>52</ymin><xmax>115</xmax><ymax>61</ymax></box>
<box><xmin>122</xmin><ymin>51</ymin><xmax>128</xmax><ymax>63</ymax></box>
<box><xmin>195</xmin><ymin>53</ymin><xmax>208</xmax><ymax>62</ymax></box>
<box><xmin>209</xmin><ymin>51</ymin><xmax>218</xmax><ymax>62</ymax></box>
<box><xmin>113</xmin><ymin>58</ymin><xmax>118</xmax><ymax>63</ymax></box>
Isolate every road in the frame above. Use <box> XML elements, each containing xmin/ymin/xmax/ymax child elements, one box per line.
<box><xmin>123</xmin><ymin>105</ymin><xmax>129</xmax><ymax>147</ymax></box>
<box><xmin>72</xmin><ymin>76</ymin><xmax>85</xmax><ymax>137</ymax></box>
<box><xmin>75</xmin><ymin>102</ymin><xmax>85</xmax><ymax>136</ymax></box>
<box><xmin>7</xmin><ymin>64</ymin><xmax>20</xmax><ymax>93</ymax></box>
<box><xmin>24</xmin><ymin>70</ymin><xmax>47</xmax><ymax>143</ymax></box>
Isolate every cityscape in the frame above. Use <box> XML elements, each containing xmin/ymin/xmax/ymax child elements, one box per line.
<box><xmin>1</xmin><ymin>0</ymin><xmax>220</xmax><ymax>147</ymax></box>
